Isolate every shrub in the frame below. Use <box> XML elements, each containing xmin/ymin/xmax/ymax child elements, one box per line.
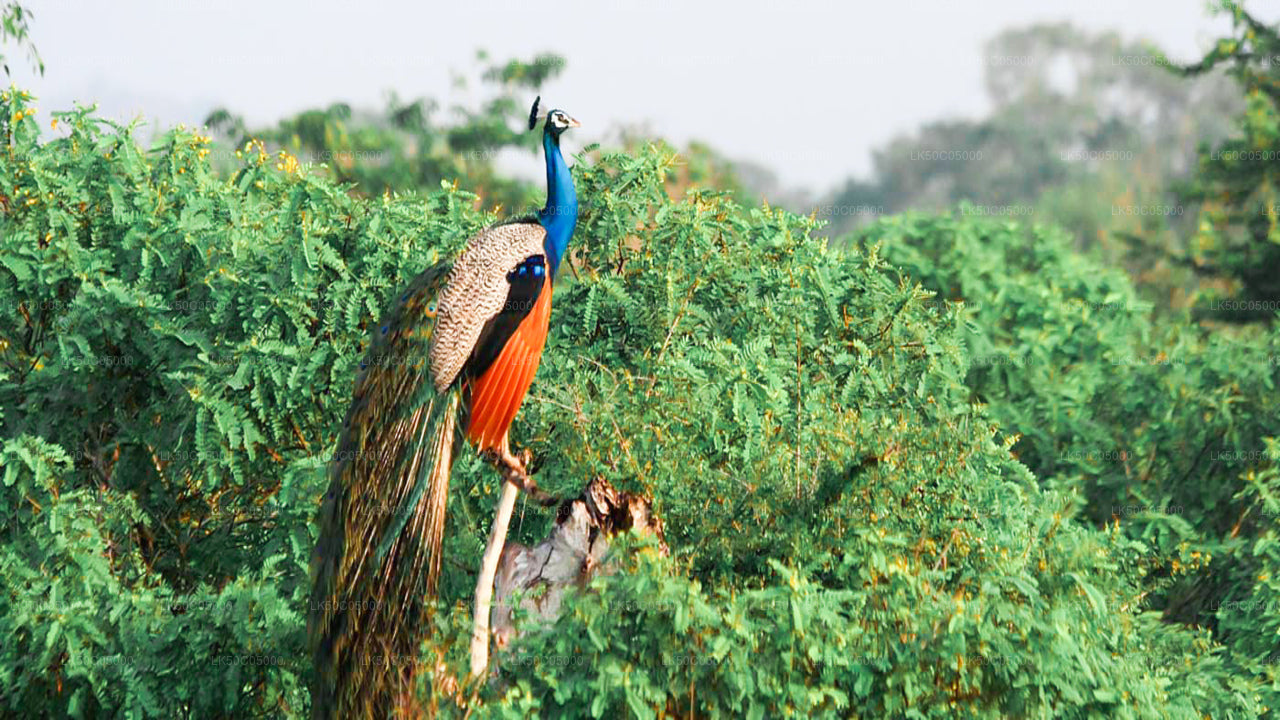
<box><xmin>0</xmin><ymin>91</ymin><xmax>1265</xmax><ymax>717</ymax></box>
<box><xmin>861</xmin><ymin>207</ymin><xmax>1280</xmax><ymax>713</ymax></box>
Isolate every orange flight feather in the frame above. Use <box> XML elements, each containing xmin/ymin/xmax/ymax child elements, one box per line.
<box><xmin>466</xmin><ymin>278</ymin><xmax>553</xmax><ymax>450</ymax></box>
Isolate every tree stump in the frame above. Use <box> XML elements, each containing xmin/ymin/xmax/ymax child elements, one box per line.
<box><xmin>490</xmin><ymin>476</ymin><xmax>666</xmax><ymax>654</ymax></box>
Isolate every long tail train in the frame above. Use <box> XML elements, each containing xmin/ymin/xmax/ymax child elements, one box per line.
<box><xmin>309</xmin><ymin>263</ymin><xmax>461</xmax><ymax>720</ymax></box>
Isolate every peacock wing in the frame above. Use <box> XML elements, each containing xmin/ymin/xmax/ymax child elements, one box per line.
<box><xmin>429</xmin><ymin>219</ymin><xmax>547</xmax><ymax>392</ymax></box>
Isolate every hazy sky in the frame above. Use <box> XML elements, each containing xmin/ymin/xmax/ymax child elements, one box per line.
<box><xmin>10</xmin><ymin>0</ymin><xmax>1267</xmax><ymax>193</ymax></box>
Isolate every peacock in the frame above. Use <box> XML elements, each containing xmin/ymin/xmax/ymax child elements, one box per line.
<box><xmin>308</xmin><ymin>97</ymin><xmax>580</xmax><ymax>719</ymax></box>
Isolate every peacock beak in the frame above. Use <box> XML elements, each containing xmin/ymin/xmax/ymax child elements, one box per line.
<box><xmin>566</xmin><ymin>116</ymin><xmax>581</xmax><ymax>129</ymax></box>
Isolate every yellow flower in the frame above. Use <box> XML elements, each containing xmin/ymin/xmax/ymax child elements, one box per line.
<box><xmin>277</xmin><ymin>151</ymin><xmax>299</xmax><ymax>175</ymax></box>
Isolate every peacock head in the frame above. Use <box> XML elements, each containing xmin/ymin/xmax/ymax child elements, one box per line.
<box><xmin>528</xmin><ymin>96</ymin><xmax>580</xmax><ymax>138</ymax></box>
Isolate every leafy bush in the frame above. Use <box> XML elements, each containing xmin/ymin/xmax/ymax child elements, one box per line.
<box><xmin>861</xmin><ymin>207</ymin><xmax>1280</xmax><ymax>713</ymax></box>
<box><xmin>0</xmin><ymin>90</ymin><xmax>1269</xmax><ymax>718</ymax></box>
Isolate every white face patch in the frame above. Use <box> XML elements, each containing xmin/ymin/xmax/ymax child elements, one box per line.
<box><xmin>551</xmin><ymin>112</ymin><xmax>569</xmax><ymax>128</ymax></box>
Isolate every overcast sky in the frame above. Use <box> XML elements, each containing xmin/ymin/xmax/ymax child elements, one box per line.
<box><xmin>10</xmin><ymin>0</ymin><xmax>1268</xmax><ymax>193</ymax></box>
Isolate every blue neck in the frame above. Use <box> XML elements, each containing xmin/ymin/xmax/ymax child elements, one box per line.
<box><xmin>537</xmin><ymin>130</ymin><xmax>577</xmax><ymax>280</ymax></box>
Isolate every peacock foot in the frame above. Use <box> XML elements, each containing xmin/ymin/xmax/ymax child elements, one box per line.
<box><xmin>484</xmin><ymin>443</ymin><xmax>557</xmax><ymax>507</ymax></box>
<box><xmin>483</xmin><ymin>444</ymin><xmax>528</xmax><ymax>477</ymax></box>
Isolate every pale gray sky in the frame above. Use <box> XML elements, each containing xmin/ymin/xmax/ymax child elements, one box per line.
<box><xmin>10</xmin><ymin>0</ymin><xmax>1266</xmax><ymax>193</ymax></box>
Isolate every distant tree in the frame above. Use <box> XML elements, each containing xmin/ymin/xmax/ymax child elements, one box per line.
<box><xmin>819</xmin><ymin>22</ymin><xmax>1239</xmax><ymax>252</ymax></box>
<box><xmin>1171</xmin><ymin>2</ymin><xmax>1280</xmax><ymax>322</ymax></box>
<box><xmin>204</xmin><ymin>52</ymin><xmax>567</xmax><ymax>211</ymax></box>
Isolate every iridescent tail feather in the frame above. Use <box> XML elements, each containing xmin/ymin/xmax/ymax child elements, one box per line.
<box><xmin>308</xmin><ymin>263</ymin><xmax>461</xmax><ymax>720</ymax></box>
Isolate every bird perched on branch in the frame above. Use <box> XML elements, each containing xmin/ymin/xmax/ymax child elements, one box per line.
<box><xmin>309</xmin><ymin>97</ymin><xmax>580</xmax><ymax>720</ymax></box>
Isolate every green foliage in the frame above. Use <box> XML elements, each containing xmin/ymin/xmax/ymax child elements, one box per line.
<box><xmin>857</xmin><ymin>210</ymin><xmax>1152</xmax><ymax>485</ymax></box>
<box><xmin>489</xmin><ymin>539</ymin><xmax>1255</xmax><ymax>719</ymax></box>
<box><xmin>0</xmin><ymin>88</ymin><xmax>502</xmax><ymax>717</ymax></box>
<box><xmin>860</xmin><ymin>207</ymin><xmax>1280</xmax><ymax>713</ymax></box>
<box><xmin>1172</xmin><ymin>4</ymin><xmax>1280</xmax><ymax>321</ymax></box>
<box><xmin>0</xmin><ymin>86</ymin><xmax>1273</xmax><ymax>719</ymax></box>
